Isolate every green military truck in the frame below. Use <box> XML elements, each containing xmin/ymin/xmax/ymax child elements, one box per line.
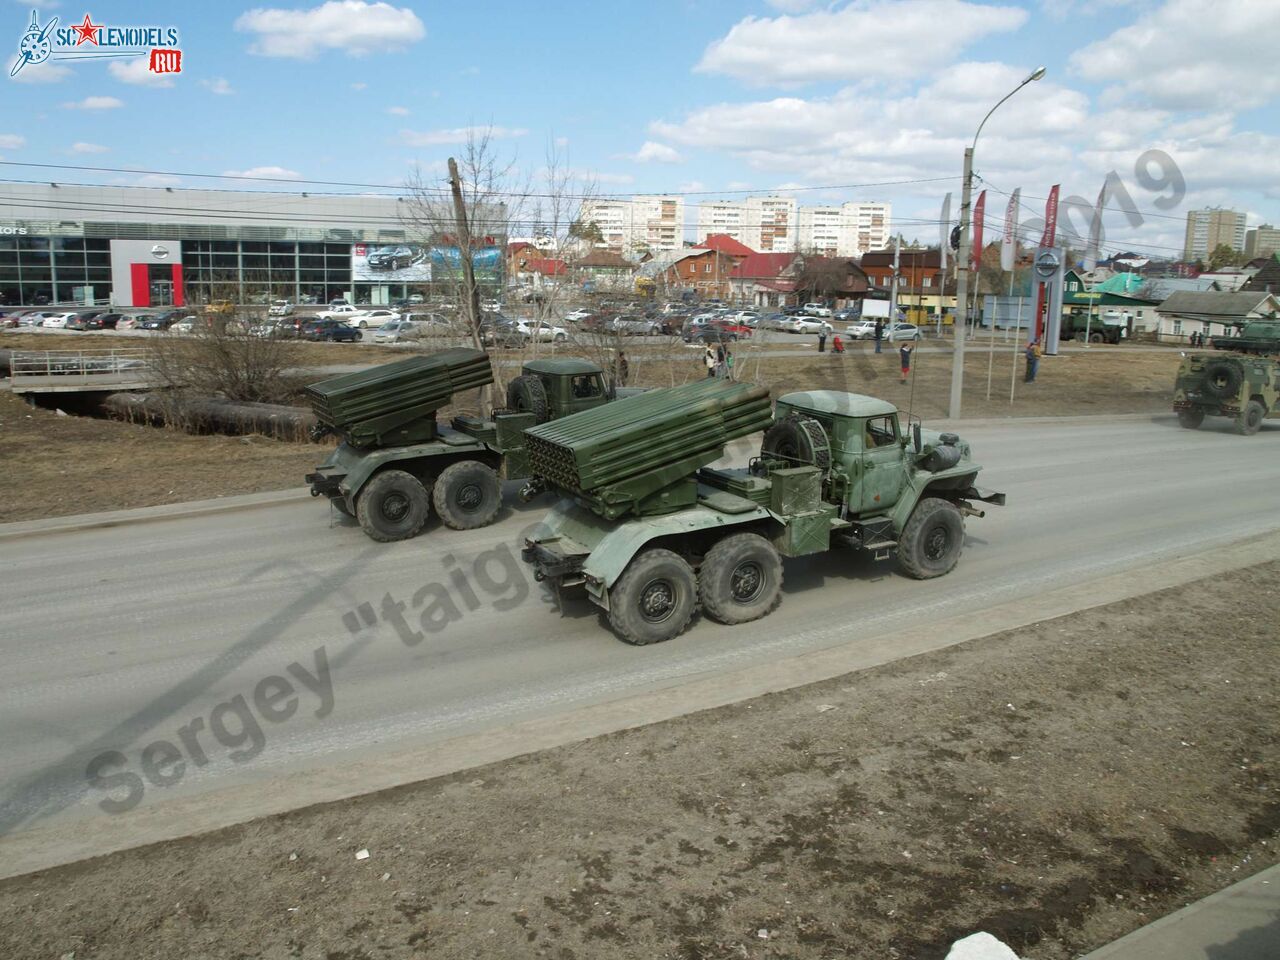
<box><xmin>306</xmin><ymin>349</ymin><xmax>627</xmax><ymax>541</ymax></box>
<box><xmin>1173</xmin><ymin>321</ymin><xmax>1280</xmax><ymax>435</ymax></box>
<box><xmin>520</xmin><ymin>380</ymin><xmax>1004</xmax><ymax>645</ymax></box>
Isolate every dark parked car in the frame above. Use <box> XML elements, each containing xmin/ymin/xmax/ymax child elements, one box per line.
<box><xmin>65</xmin><ymin>310</ymin><xmax>106</xmax><ymax>331</ymax></box>
<box><xmin>479</xmin><ymin>315</ymin><xmax>528</xmax><ymax>348</ymax></box>
<box><xmin>301</xmin><ymin>319</ymin><xmax>363</xmax><ymax>342</ymax></box>
<box><xmin>139</xmin><ymin>310</ymin><xmax>191</xmax><ymax>331</ymax></box>
<box><xmin>366</xmin><ymin>245</ymin><xmax>423</xmax><ymax>271</ymax></box>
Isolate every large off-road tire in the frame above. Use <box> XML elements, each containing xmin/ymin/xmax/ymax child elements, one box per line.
<box><xmin>1089</xmin><ymin>332</ymin><xmax>1104</xmax><ymax>343</ymax></box>
<box><xmin>761</xmin><ymin>415</ymin><xmax>831</xmax><ymax>470</ymax></box>
<box><xmin>1235</xmin><ymin>399</ymin><xmax>1265</xmax><ymax>436</ymax></box>
<box><xmin>356</xmin><ymin>469</ymin><xmax>430</xmax><ymax>542</ymax></box>
<box><xmin>698</xmin><ymin>532</ymin><xmax>783</xmax><ymax>626</ymax></box>
<box><xmin>432</xmin><ymin>460</ymin><xmax>501</xmax><ymax>530</ymax></box>
<box><xmin>1177</xmin><ymin>408</ymin><xmax>1205</xmax><ymax>430</ymax></box>
<box><xmin>1201</xmin><ymin>360</ymin><xmax>1242</xmax><ymax>400</ymax></box>
<box><xmin>506</xmin><ymin>374</ymin><xmax>550</xmax><ymax>423</ymax></box>
<box><xmin>897</xmin><ymin>497</ymin><xmax>965</xmax><ymax>580</ymax></box>
<box><xmin>607</xmin><ymin>548</ymin><xmax>697</xmax><ymax>646</ymax></box>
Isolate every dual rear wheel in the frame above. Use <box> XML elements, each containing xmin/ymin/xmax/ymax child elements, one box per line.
<box><xmin>355</xmin><ymin>460</ymin><xmax>501</xmax><ymax>542</ymax></box>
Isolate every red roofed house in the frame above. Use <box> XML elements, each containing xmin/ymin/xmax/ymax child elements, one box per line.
<box><xmin>729</xmin><ymin>252</ymin><xmax>804</xmax><ymax>308</ymax></box>
<box><xmin>702</xmin><ymin>233</ymin><xmax>756</xmax><ymax>266</ymax></box>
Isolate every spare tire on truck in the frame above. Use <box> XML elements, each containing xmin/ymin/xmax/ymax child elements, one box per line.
<box><xmin>506</xmin><ymin>375</ymin><xmax>550</xmax><ymax>423</ymax></box>
<box><xmin>1201</xmin><ymin>360</ymin><xmax>1242</xmax><ymax>400</ymax></box>
<box><xmin>760</xmin><ymin>415</ymin><xmax>831</xmax><ymax>470</ymax></box>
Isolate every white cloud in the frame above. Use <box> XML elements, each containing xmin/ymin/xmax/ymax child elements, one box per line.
<box><xmin>0</xmin><ymin>134</ymin><xmax>25</xmax><ymax>150</ymax></box>
<box><xmin>63</xmin><ymin>95</ymin><xmax>123</xmax><ymax>109</ymax></box>
<box><xmin>351</xmin><ymin>81</ymin><xmax>367</xmax><ymax>90</ymax></box>
<box><xmin>698</xmin><ymin>0</ymin><xmax>1028</xmax><ymax>86</ymax></box>
<box><xmin>386</xmin><ymin>106</ymin><xmax>409</xmax><ymax>116</ymax></box>
<box><xmin>201</xmin><ymin>77</ymin><xmax>235</xmax><ymax>95</ymax></box>
<box><xmin>554</xmin><ymin>136</ymin><xmax>570</xmax><ymax>148</ymax></box>
<box><xmin>629</xmin><ymin>141</ymin><xmax>683</xmax><ymax>164</ymax></box>
<box><xmin>70</xmin><ymin>142</ymin><xmax>109</xmax><ymax>154</ymax></box>
<box><xmin>236</xmin><ymin>1</ymin><xmax>425</xmax><ymax>59</ymax></box>
<box><xmin>10</xmin><ymin>61</ymin><xmax>71</xmax><ymax>83</ymax></box>
<box><xmin>108</xmin><ymin>172</ymin><xmax>183</xmax><ymax>188</ymax></box>
<box><xmin>108</xmin><ymin>57</ymin><xmax>174</xmax><ymax>87</ymax></box>
<box><xmin>766</xmin><ymin>0</ymin><xmax>819</xmax><ymax>10</ymax></box>
<box><xmin>1071</xmin><ymin>0</ymin><xmax>1280</xmax><ymax>111</ymax></box>
<box><xmin>222</xmin><ymin>166</ymin><xmax>303</xmax><ymax>180</ymax></box>
<box><xmin>398</xmin><ymin>125</ymin><xmax>528</xmax><ymax>146</ymax></box>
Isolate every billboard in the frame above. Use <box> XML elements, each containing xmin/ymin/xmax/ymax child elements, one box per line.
<box><xmin>428</xmin><ymin>246</ymin><xmax>503</xmax><ymax>284</ymax></box>
<box><xmin>352</xmin><ymin>242</ymin><xmax>432</xmax><ymax>282</ymax></box>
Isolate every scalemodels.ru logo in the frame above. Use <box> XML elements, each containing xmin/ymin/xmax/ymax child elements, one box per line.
<box><xmin>9</xmin><ymin>8</ymin><xmax>182</xmax><ymax>79</ymax></box>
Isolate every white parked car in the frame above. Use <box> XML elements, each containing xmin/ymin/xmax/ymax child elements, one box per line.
<box><xmin>268</xmin><ymin>300</ymin><xmax>295</xmax><ymax>317</ymax></box>
<box><xmin>170</xmin><ymin>319</ymin><xmax>198</xmax><ymax>334</ymax></box>
<box><xmin>886</xmin><ymin>322</ymin><xmax>922</xmax><ymax>341</ymax></box>
<box><xmin>481</xmin><ymin>298</ymin><xmax>502</xmax><ymax>312</ymax></box>
<box><xmin>783</xmin><ymin>317</ymin><xmax>834</xmax><ymax>335</ymax></box>
<box><xmin>39</xmin><ymin>312</ymin><xmax>76</xmax><ymax>328</ymax></box>
<box><xmin>802</xmin><ymin>303</ymin><xmax>833</xmax><ymax>318</ymax></box>
<box><xmin>372</xmin><ymin>319</ymin><xmax>427</xmax><ymax>343</ymax></box>
<box><xmin>319</xmin><ymin>304</ymin><xmax>360</xmax><ymax>321</ymax></box>
<box><xmin>563</xmin><ymin>308</ymin><xmax>594</xmax><ymax>323</ymax></box>
<box><xmin>518</xmin><ymin>319</ymin><xmax>569</xmax><ymax>342</ymax></box>
<box><xmin>846</xmin><ymin>320</ymin><xmax>878</xmax><ymax>340</ymax></box>
<box><xmin>350</xmin><ymin>309</ymin><xmax>401</xmax><ymax>329</ymax></box>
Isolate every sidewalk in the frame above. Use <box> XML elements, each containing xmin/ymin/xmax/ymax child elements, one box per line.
<box><xmin>1082</xmin><ymin>863</ymin><xmax>1279</xmax><ymax>959</ymax></box>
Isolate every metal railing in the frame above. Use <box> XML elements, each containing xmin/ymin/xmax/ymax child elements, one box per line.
<box><xmin>9</xmin><ymin>349</ymin><xmax>154</xmax><ymax>391</ymax></box>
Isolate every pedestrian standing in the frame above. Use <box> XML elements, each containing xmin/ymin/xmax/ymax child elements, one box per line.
<box><xmin>874</xmin><ymin>318</ymin><xmax>883</xmax><ymax>353</ymax></box>
<box><xmin>899</xmin><ymin>342</ymin><xmax>913</xmax><ymax>383</ymax></box>
<box><xmin>716</xmin><ymin>343</ymin><xmax>726</xmax><ymax>379</ymax></box>
<box><xmin>726</xmin><ymin>348</ymin><xmax>735</xmax><ymax>381</ymax></box>
<box><xmin>818</xmin><ymin>327</ymin><xmax>827</xmax><ymax>353</ymax></box>
<box><xmin>704</xmin><ymin>345</ymin><xmax>716</xmax><ymax>378</ymax></box>
<box><xmin>617</xmin><ymin>350</ymin><xmax>629</xmax><ymax>386</ymax></box>
<box><xmin>1024</xmin><ymin>340</ymin><xmax>1041</xmax><ymax>382</ymax></box>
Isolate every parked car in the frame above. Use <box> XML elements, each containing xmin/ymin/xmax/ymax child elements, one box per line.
<box><xmin>407</xmin><ymin>293</ymin><xmax>425</xmax><ymax>305</ymax></box>
<box><xmin>564</xmin><ymin>308</ymin><xmax>594</xmax><ymax>323</ymax></box>
<box><xmin>40</xmin><ymin>312</ymin><xmax>77</xmax><ymax>329</ymax></box>
<box><xmin>116</xmin><ymin>314</ymin><xmax>151</xmax><ymax>331</ymax></box>
<box><xmin>834</xmin><ymin>307</ymin><xmax>860</xmax><ymax>322</ymax></box>
<box><xmin>886</xmin><ymin>322</ymin><xmax>922</xmax><ymax>341</ymax></box>
<box><xmin>517</xmin><ymin>319</ymin><xmax>569</xmax><ymax>342</ymax></box>
<box><xmin>268</xmin><ymin>300</ymin><xmax>295</xmax><ymax>317</ymax></box>
<box><xmin>608</xmin><ymin>315</ymin><xmax>663</xmax><ymax>336</ymax></box>
<box><xmin>683</xmin><ymin>320</ymin><xmax>743</xmax><ymax>343</ymax></box>
<box><xmin>846</xmin><ymin>320</ymin><xmax>878</xmax><ymax>340</ymax></box>
<box><xmin>352</xmin><ymin>309</ymin><xmax>400</xmax><ymax>329</ymax></box>
<box><xmin>372</xmin><ymin>319</ymin><xmax>427</xmax><ymax>343</ymax></box>
<box><xmin>319</xmin><ymin>304</ymin><xmax>361</xmax><ymax>322</ymax></box>
<box><xmin>65</xmin><ymin>311</ymin><xmax>104</xmax><ymax>331</ymax></box>
<box><xmin>783</xmin><ymin>316</ymin><xmax>835</xmax><ymax>335</ymax></box>
<box><xmin>366</xmin><ymin>245</ymin><xmax>423</xmax><ymax>271</ymax></box>
<box><xmin>139</xmin><ymin>311</ymin><xmax>189</xmax><ymax>331</ymax></box>
<box><xmin>481</xmin><ymin>298</ymin><xmax>502</xmax><ymax>312</ymax></box>
<box><xmin>479</xmin><ymin>315</ymin><xmax>528</xmax><ymax>347</ymax></box>
<box><xmin>802</xmin><ymin>302</ymin><xmax>833</xmax><ymax>317</ymax></box>
<box><xmin>302</xmin><ymin>319</ymin><xmax>363</xmax><ymax>342</ymax></box>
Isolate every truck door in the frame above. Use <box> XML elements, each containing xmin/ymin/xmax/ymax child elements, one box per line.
<box><xmin>859</xmin><ymin>414</ymin><xmax>906</xmax><ymax>513</ymax></box>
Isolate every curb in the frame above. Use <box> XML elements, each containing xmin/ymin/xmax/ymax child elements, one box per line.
<box><xmin>0</xmin><ymin>488</ymin><xmax>313</xmax><ymax>542</ymax></box>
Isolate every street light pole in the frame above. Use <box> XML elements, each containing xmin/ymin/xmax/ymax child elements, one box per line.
<box><xmin>948</xmin><ymin>66</ymin><xmax>1046</xmax><ymax>421</ymax></box>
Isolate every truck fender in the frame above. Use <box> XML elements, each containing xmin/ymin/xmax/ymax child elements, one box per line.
<box><xmin>583</xmin><ymin>505</ymin><xmax>773</xmax><ymax>593</ymax></box>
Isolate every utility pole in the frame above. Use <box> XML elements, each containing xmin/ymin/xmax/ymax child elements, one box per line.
<box><xmin>950</xmin><ymin>146</ymin><xmax>973</xmax><ymax>420</ymax></box>
<box><xmin>888</xmin><ymin>235</ymin><xmax>901</xmax><ymax>339</ymax></box>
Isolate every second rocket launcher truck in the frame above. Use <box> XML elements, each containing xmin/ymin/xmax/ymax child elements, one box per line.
<box><xmin>521</xmin><ymin>380</ymin><xmax>1005</xmax><ymax>645</ymax></box>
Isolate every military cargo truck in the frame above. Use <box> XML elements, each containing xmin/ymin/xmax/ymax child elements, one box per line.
<box><xmin>306</xmin><ymin>350</ymin><xmax>629</xmax><ymax>541</ymax></box>
<box><xmin>521</xmin><ymin>381</ymin><xmax>1004</xmax><ymax>645</ymax></box>
<box><xmin>1173</xmin><ymin>321</ymin><xmax>1280</xmax><ymax>435</ymax></box>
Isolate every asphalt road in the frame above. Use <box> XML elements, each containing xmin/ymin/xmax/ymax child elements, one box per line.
<box><xmin>2</xmin><ymin>414</ymin><xmax>1278</xmax><ymax>871</ymax></box>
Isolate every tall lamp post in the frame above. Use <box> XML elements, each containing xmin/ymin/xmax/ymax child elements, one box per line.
<box><xmin>949</xmin><ymin>65</ymin><xmax>1046</xmax><ymax>421</ymax></box>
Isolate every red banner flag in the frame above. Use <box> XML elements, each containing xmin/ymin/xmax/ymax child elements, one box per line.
<box><xmin>1040</xmin><ymin>184</ymin><xmax>1060</xmax><ymax>248</ymax></box>
<box><xmin>970</xmin><ymin>190</ymin><xmax>986</xmax><ymax>272</ymax></box>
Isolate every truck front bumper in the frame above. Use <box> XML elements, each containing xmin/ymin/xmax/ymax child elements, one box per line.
<box><xmin>522</xmin><ymin>538</ymin><xmax>590</xmax><ymax>586</ymax></box>
<box><xmin>306</xmin><ymin>470</ymin><xmax>346</xmax><ymax>499</ymax></box>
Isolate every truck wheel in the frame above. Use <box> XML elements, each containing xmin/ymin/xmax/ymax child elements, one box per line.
<box><xmin>761</xmin><ymin>415</ymin><xmax>831</xmax><ymax>470</ymax></box>
<box><xmin>432</xmin><ymin>460</ymin><xmax>501</xmax><ymax>529</ymax></box>
<box><xmin>897</xmin><ymin>497</ymin><xmax>964</xmax><ymax>579</ymax></box>
<box><xmin>1235</xmin><ymin>400</ymin><xmax>1265</xmax><ymax>436</ymax></box>
<box><xmin>608</xmin><ymin>548</ymin><xmax>697</xmax><ymax>645</ymax></box>
<box><xmin>1089</xmin><ymin>332</ymin><xmax>1104</xmax><ymax>343</ymax></box>
<box><xmin>1201</xmin><ymin>360</ymin><xmax>1242</xmax><ymax>400</ymax></box>
<box><xmin>1178</xmin><ymin>408</ymin><xmax>1205</xmax><ymax>430</ymax></box>
<box><xmin>699</xmin><ymin>532</ymin><xmax>783</xmax><ymax>625</ymax></box>
<box><xmin>356</xmin><ymin>469</ymin><xmax>430</xmax><ymax>542</ymax></box>
<box><xmin>507</xmin><ymin>375</ymin><xmax>550</xmax><ymax>423</ymax></box>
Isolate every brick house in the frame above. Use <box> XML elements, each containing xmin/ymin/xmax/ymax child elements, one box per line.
<box><xmin>729</xmin><ymin>252</ymin><xmax>803</xmax><ymax>307</ymax></box>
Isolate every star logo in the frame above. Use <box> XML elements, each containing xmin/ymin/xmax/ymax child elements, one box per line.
<box><xmin>72</xmin><ymin>13</ymin><xmax>103</xmax><ymax>46</ymax></box>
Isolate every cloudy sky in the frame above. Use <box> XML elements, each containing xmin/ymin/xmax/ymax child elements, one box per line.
<box><xmin>2</xmin><ymin>0</ymin><xmax>1278</xmax><ymax>259</ymax></box>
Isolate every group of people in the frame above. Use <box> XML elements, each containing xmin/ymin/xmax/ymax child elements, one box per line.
<box><xmin>704</xmin><ymin>344</ymin><xmax>736</xmax><ymax>380</ymax></box>
<box><xmin>1189</xmin><ymin>331</ymin><xmax>1209</xmax><ymax>348</ymax></box>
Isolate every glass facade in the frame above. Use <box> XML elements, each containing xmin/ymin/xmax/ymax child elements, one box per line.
<box><xmin>182</xmin><ymin>239</ymin><xmax>363</xmax><ymax>305</ymax></box>
<box><xmin>0</xmin><ymin>236</ymin><xmax>112</xmax><ymax>306</ymax></box>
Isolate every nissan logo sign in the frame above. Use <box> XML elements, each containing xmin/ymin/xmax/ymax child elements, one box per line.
<box><xmin>151</xmin><ymin>244</ymin><xmax>170</xmax><ymax>260</ymax></box>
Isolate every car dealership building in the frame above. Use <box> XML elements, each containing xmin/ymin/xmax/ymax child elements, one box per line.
<box><xmin>0</xmin><ymin>182</ymin><xmax>498</xmax><ymax>308</ymax></box>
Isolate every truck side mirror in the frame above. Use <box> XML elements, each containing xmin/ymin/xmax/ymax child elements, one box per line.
<box><xmin>913</xmin><ymin>422</ymin><xmax>922</xmax><ymax>453</ymax></box>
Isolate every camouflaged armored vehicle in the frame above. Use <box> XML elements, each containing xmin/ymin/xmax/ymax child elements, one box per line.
<box><xmin>1173</xmin><ymin>321</ymin><xmax>1280</xmax><ymax>435</ymax></box>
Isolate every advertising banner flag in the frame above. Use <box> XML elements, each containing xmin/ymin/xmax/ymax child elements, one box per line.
<box><xmin>970</xmin><ymin>190</ymin><xmax>986</xmax><ymax>272</ymax></box>
<box><xmin>939</xmin><ymin>192</ymin><xmax>952</xmax><ymax>271</ymax></box>
<box><xmin>1001</xmin><ymin>188</ymin><xmax>1020</xmax><ymax>272</ymax></box>
<box><xmin>1040</xmin><ymin>184</ymin><xmax>1060</xmax><ymax>248</ymax></box>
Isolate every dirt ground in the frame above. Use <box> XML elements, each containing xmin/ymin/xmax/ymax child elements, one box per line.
<box><xmin>1</xmin><ymin>337</ymin><xmax>1182</xmax><ymax>524</ymax></box>
<box><xmin>1</xmin><ymin>560</ymin><xmax>1275</xmax><ymax>959</ymax></box>
<box><xmin>0</xmin><ymin>391</ymin><xmax>332</xmax><ymax>523</ymax></box>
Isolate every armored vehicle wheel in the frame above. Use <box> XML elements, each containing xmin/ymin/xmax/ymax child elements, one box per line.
<box><xmin>1201</xmin><ymin>360</ymin><xmax>1242</xmax><ymax>400</ymax></box>
<box><xmin>1177</xmin><ymin>408</ymin><xmax>1205</xmax><ymax>430</ymax></box>
<box><xmin>356</xmin><ymin>469</ymin><xmax>430</xmax><ymax>542</ymax></box>
<box><xmin>761</xmin><ymin>415</ymin><xmax>831</xmax><ymax>470</ymax></box>
<box><xmin>507</xmin><ymin>375</ymin><xmax>550</xmax><ymax>423</ymax></box>
<box><xmin>1089</xmin><ymin>332</ymin><xmax>1104</xmax><ymax>343</ymax></box>
<box><xmin>699</xmin><ymin>532</ymin><xmax>783</xmax><ymax>625</ymax></box>
<box><xmin>433</xmin><ymin>460</ymin><xmax>501</xmax><ymax>530</ymax></box>
<box><xmin>329</xmin><ymin>496</ymin><xmax>353</xmax><ymax>517</ymax></box>
<box><xmin>897</xmin><ymin>497</ymin><xmax>964</xmax><ymax>579</ymax></box>
<box><xmin>608</xmin><ymin>548</ymin><xmax>697</xmax><ymax>645</ymax></box>
<box><xmin>1236</xmin><ymin>400</ymin><xmax>1265</xmax><ymax>436</ymax></box>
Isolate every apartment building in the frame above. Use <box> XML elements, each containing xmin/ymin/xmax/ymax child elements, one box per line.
<box><xmin>580</xmin><ymin>196</ymin><xmax>686</xmax><ymax>255</ymax></box>
<box><xmin>1245</xmin><ymin>224</ymin><xmax>1280</xmax><ymax>259</ymax></box>
<box><xmin>796</xmin><ymin>202</ymin><xmax>892</xmax><ymax>257</ymax></box>
<box><xmin>695</xmin><ymin>196</ymin><xmax>797</xmax><ymax>252</ymax></box>
<box><xmin>1183</xmin><ymin>207</ymin><xmax>1247</xmax><ymax>260</ymax></box>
